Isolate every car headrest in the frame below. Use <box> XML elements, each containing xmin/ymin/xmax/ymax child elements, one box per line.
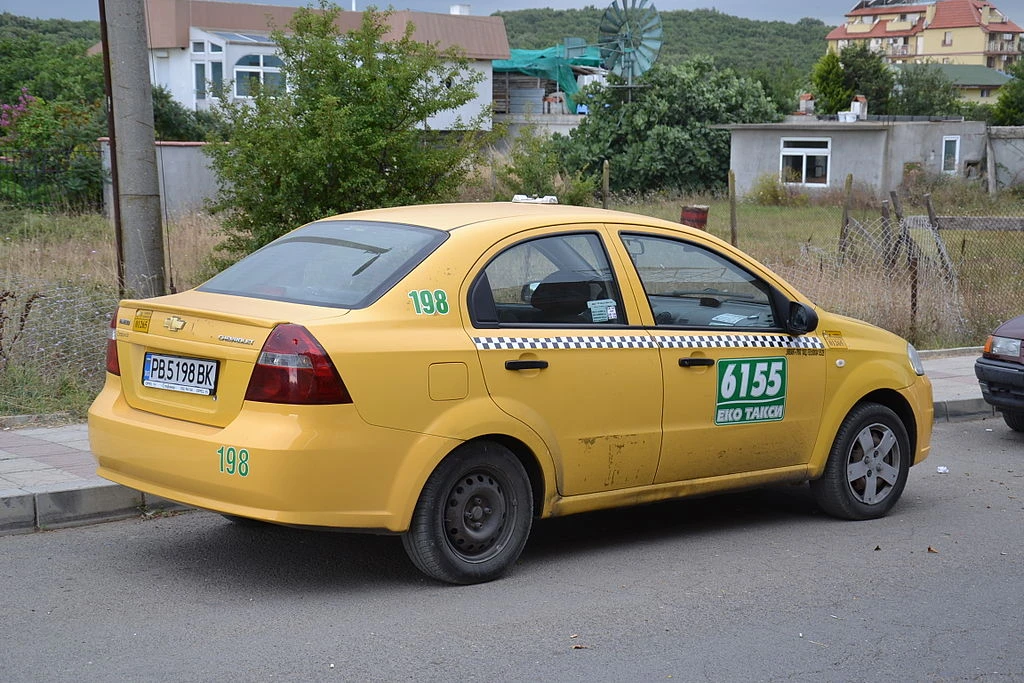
<box><xmin>530</xmin><ymin>272</ymin><xmax>592</xmax><ymax>315</ymax></box>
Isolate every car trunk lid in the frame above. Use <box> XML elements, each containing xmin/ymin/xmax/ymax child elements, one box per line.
<box><xmin>112</xmin><ymin>292</ymin><xmax>347</xmax><ymax>428</ymax></box>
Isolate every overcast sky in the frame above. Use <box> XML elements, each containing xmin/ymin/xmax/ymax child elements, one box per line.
<box><xmin>0</xmin><ymin>0</ymin><xmax>874</xmax><ymax>27</ymax></box>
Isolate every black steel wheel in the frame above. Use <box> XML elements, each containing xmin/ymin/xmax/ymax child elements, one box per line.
<box><xmin>402</xmin><ymin>442</ymin><xmax>533</xmax><ymax>584</ymax></box>
<box><xmin>811</xmin><ymin>402</ymin><xmax>911</xmax><ymax>520</ymax></box>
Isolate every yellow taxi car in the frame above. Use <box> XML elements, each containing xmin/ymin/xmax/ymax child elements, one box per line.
<box><xmin>88</xmin><ymin>203</ymin><xmax>933</xmax><ymax>584</ymax></box>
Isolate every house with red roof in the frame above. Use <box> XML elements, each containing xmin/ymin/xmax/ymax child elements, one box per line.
<box><xmin>826</xmin><ymin>0</ymin><xmax>1021</xmax><ymax>72</ymax></box>
<box><xmin>93</xmin><ymin>0</ymin><xmax>510</xmax><ymax>131</ymax></box>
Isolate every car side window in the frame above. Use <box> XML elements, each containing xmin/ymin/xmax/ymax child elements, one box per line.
<box><xmin>621</xmin><ymin>233</ymin><xmax>779</xmax><ymax>329</ymax></box>
<box><xmin>472</xmin><ymin>233</ymin><xmax>626</xmax><ymax>326</ymax></box>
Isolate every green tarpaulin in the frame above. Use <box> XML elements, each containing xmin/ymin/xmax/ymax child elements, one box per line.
<box><xmin>492</xmin><ymin>46</ymin><xmax>603</xmax><ymax>110</ymax></box>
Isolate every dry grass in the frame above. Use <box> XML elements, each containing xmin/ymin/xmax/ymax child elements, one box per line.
<box><xmin>0</xmin><ymin>208</ymin><xmax>222</xmax><ymax>292</ymax></box>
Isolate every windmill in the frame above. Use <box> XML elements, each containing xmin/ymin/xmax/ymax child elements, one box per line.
<box><xmin>597</xmin><ymin>0</ymin><xmax>663</xmax><ymax>87</ymax></box>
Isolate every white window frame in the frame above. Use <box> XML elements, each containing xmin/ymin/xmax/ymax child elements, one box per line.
<box><xmin>234</xmin><ymin>54</ymin><xmax>285</xmax><ymax>98</ymax></box>
<box><xmin>942</xmin><ymin>136</ymin><xmax>960</xmax><ymax>174</ymax></box>
<box><xmin>195</xmin><ymin>60</ymin><xmax>225</xmax><ymax>101</ymax></box>
<box><xmin>779</xmin><ymin>137</ymin><xmax>831</xmax><ymax>187</ymax></box>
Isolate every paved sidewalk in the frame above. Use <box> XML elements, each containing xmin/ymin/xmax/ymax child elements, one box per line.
<box><xmin>0</xmin><ymin>349</ymin><xmax>996</xmax><ymax>535</ymax></box>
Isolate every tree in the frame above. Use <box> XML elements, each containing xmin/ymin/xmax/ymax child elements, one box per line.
<box><xmin>0</xmin><ymin>33</ymin><xmax>104</xmax><ymax>105</ymax></box>
<box><xmin>750</xmin><ymin>60</ymin><xmax>808</xmax><ymax>116</ymax></box>
<box><xmin>204</xmin><ymin>2</ymin><xmax>497</xmax><ymax>258</ymax></box>
<box><xmin>839</xmin><ymin>42</ymin><xmax>893</xmax><ymax>114</ymax></box>
<box><xmin>810</xmin><ymin>52</ymin><xmax>853</xmax><ymax>115</ymax></box>
<box><xmin>992</xmin><ymin>61</ymin><xmax>1024</xmax><ymax>125</ymax></box>
<box><xmin>554</xmin><ymin>56</ymin><xmax>779</xmax><ymax>193</ymax></box>
<box><xmin>890</xmin><ymin>63</ymin><xmax>960</xmax><ymax>116</ymax></box>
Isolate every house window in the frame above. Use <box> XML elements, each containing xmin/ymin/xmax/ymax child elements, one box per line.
<box><xmin>942</xmin><ymin>136</ymin><xmax>960</xmax><ymax>174</ymax></box>
<box><xmin>980</xmin><ymin>88</ymin><xmax>992</xmax><ymax>98</ymax></box>
<box><xmin>192</xmin><ymin>41</ymin><xmax>205</xmax><ymax>53</ymax></box>
<box><xmin>196</xmin><ymin>62</ymin><xmax>225</xmax><ymax>100</ymax></box>
<box><xmin>780</xmin><ymin>138</ymin><xmax>830</xmax><ymax>186</ymax></box>
<box><xmin>195</xmin><ymin>63</ymin><xmax>206</xmax><ymax>100</ymax></box>
<box><xmin>210</xmin><ymin>43</ymin><xmax>223</xmax><ymax>53</ymax></box>
<box><xmin>234</xmin><ymin>54</ymin><xmax>285</xmax><ymax>97</ymax></box>
<box><xmin>943</xmin><ymin>31</ymin><xmax>953</xmax><ymax>46</ymax></box>
<box><xmin>211</xmin><ymin>62</ymin><xmax>223</xmax><ymax>96</ymax></box>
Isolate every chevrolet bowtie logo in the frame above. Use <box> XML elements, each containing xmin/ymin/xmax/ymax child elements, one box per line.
<box><xmin>163</xmin><ymin>316</ymin><xmax>186</xmax><ymax>332</ymax></box>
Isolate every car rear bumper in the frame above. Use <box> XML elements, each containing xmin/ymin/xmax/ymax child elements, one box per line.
<box><xmin>87</xmin><ymin>376</ymin><xmax>460</xmax><ymax>532</ymax></box>
<box><xmin>975</xmin><ymin>357</ymin><xmax>1024</xmax><ymax>411</ymax></box>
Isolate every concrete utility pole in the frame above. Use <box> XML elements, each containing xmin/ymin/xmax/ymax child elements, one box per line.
<box><xmin>101</xmin><ymin>0</ymin><xmax>166</xmax><ymax>298</ymax></box>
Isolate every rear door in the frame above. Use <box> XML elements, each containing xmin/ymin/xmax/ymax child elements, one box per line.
<box><xmin>466</xmin><ymin>226</ymin><xmax>663</xmax><ymax>496</ymax></box>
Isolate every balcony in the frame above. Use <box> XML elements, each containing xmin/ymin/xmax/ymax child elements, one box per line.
<box><xmin>886</xmin><ymin>44</ymin><xmax>916</xmax><ymax>57</ymax></box>
<box><xmin>986</xmin><ymin>39</ymin><xmax>1021</xmax><ymax>55</ymax></box>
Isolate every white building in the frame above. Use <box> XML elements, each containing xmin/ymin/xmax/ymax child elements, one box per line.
<box><xmin>134</xmin><ymin>0</ymin><xmax>510</xmax><ymax>130</ymax></box>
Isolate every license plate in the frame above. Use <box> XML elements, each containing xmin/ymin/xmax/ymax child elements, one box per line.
<box><xmin>143</xmin><ymin>353</ymin><xmax>218</xmax><ymax>396</ymax></box>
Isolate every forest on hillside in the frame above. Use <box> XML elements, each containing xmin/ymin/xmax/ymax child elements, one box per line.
<box><xmin>496</xmin><ymin>7</ymin><xmax>832</xmax><ymax>77</ymax></box>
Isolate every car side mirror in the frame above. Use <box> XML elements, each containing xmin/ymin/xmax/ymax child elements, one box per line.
<box><xmin>787</xmin><ymin>302</ymin><xmax>818</xmax><ymax>335</ymax></box>
<box><xmin>521</xmin><ymin>282</ymin><xmax>539</xmax><ymax>303</ymax></box>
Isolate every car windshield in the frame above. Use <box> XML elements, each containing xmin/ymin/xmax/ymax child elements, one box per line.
<box><xmin>198</xmin><ymin>220</ymin><xmax>447</xmax><ymax>309</ymax></box>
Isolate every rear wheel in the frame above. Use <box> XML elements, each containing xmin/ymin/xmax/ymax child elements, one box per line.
<box><xmin>811</xmin><ymin>402</ymin><xmax>910</xmax><ymax>520</ymax></box>
<box><xmin>1002</xmin><ymin>409</ymin><xmax>1024</xmax><ymax>433</ymax></box>
<box><xmin>402</xmin><ymin>442</ymin><xmax>533</xmax><ymax>584</ymax></box>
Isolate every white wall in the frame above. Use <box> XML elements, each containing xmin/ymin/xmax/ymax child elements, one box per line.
<box><xmin>427</xmin><ymin>61</ymin><xmax>494</xmax><ymax>131</ymax></box>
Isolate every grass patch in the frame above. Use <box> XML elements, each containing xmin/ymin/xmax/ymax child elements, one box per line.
<box><xmin>0</xmin><ymin>364</ymin><xmax>99</xmax><ymax>418</ymax></box>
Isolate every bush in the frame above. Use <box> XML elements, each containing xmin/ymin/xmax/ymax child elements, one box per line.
<box><xmin>493</xmin><ymin>123</ymin><xmax>597</xmax><ymax>205</ymax></box>
<box><xmin>0</xmin><ymin>88</ymin><xmax>104</xmax><ymax>211</ymax></box>
<box><xmin>747</xmin><ymin>173</ymin><xmax>809</xmax><ymax>207</ymax></box>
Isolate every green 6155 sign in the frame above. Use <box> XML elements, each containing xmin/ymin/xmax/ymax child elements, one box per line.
<box><xmin>715</xmin><ymin>357</ymin><xmax>787</xmax><ymax>425</ymax></box>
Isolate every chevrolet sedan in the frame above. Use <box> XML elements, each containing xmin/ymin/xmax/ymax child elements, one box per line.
<box><xmin>89</xmin><ymin>203</ymin><xmax>933</xmax><ymax>584</ymax></box>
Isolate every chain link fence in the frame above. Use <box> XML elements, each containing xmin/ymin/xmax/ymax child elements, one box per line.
<box><xmin>732</xmin><ymin>204</ymin><xmax>1023</xmax><ymax>349</ymax></box>
<box><xmin>0</xmin><ymin>274</ymin><xmax>116</xmax><ymax>416</ymax></box>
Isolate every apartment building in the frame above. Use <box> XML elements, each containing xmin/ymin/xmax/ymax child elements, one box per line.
<box><xmin>826</xmin><ymin>0</ymin><xmax>1022</xmax><ymax>71</ymax></box>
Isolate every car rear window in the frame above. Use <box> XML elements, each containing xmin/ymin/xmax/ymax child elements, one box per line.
<box><xmin>198</xmin><ymin>220</ymin><xmax>447</xmax><ymax>309</ymax></box>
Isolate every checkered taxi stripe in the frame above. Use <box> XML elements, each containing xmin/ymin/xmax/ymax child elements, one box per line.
<box><xmin>473</xmin><ymin>334</ymin><xmax>826</xmax><ymax>351</ymax></box>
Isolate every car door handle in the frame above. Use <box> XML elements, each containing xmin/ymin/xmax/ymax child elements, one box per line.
<box><xmin>505</xmin><ymin>360</ymin><xmax>549</xmax><ymax>371</ymax></box>
<box><xmin>679</xmin><ymin>357</ymin><xmax>714</xmax><ymax>367</ymax></box>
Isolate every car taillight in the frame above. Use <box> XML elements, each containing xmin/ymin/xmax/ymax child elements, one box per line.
<box><xmin>106</xmin><ymin>314</ymin><xmax>120</xmax><ymax>376</ymax></box>
<box><xmin>244</xmin><ymin>324</ymin><xmax>352</xmax><ymax>404</ymax></box>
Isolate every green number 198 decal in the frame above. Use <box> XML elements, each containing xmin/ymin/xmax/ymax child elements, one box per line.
<box><xmin>715</xmin><ymin>357</ymin><xmax>787</xmax><ymax>425</ymax></box>
<box><xmin>217</xmin><ymin>445</ymin><xmax>250</xmax><ymax>477</ymax></box>
<box><xmin>408</xmin><ymin>289</ymin><xmax>450</xmax><ymax>315</ymax></box>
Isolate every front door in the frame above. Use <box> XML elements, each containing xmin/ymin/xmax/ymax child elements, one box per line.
<box><xmin>467</xmin><ymin>228</ymin><xmax>663</xmax><ymax>496</ymax></box>
<box><xmin>611</xmin><ymin>228</ymin><xmax>826</xmax><ymax>483</ymax></box>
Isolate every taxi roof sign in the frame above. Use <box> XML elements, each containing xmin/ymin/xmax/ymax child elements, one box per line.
<box><xmin>511</xmin><ymin>195</ymin><xmax>559</xmax><ymax>204</ymax></box>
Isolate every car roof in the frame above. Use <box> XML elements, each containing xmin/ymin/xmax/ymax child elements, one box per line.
<box><xmin>318</xmin><ymin>202</ymin><xmax>690</xmax><ymax>234</ymax></box>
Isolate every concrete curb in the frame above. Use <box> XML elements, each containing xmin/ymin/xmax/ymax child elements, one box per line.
<box><xmin>934</xmin><ymin>397</ymin><xmax>995</xmax><ymax>423</ymax></box>
<box><xmin>1</xmin><ymin>481</ymin><xmax>189</xmax><ymax>535</ymax></box>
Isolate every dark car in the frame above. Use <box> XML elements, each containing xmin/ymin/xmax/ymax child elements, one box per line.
<box><xmin>976</xmin><ymin>314</ymin><xmax>1024</xmax><ymax>432</ymax></box>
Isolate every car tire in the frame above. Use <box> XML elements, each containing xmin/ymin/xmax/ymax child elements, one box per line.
<box><xmin>811</xmin><ymin>402</ymin><xmax>910</xmax><ymax>520</ymax></box>
<box><xmin>402</xmin><ymin>442</ymin><xmax>533</xmax><ymax>585</ymax></box>
<box><xmin>1002</xmin><ymin>409</ymin><xmax>1024</xmax><ymax>433</ymax></box>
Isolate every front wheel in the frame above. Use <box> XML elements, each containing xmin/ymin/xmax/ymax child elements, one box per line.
<box><xmin>402</xmin><ymin>442</ymin><xmax>533</xmax><ymax>584</ymax></box>
<box><xmin>1002</xmin><ymin>409</ymin><xmax>1024</xmax><ymax>433</ymax></box>
<box><xmin>811</xmin><ymin>402</ymin><xmax>910</xmax><ymax>520</ymax></box>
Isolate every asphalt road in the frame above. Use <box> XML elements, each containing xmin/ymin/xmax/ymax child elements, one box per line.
<box><xmin>1</xmin><ymin>417</ymin><xmax>1021</xmax><ymax>682</ymax></box>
